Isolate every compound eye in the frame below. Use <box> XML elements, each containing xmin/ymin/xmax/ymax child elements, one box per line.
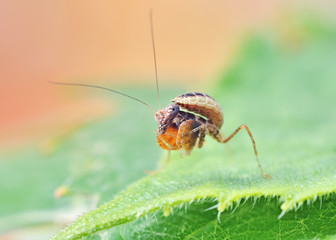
<box><xmin>164</xmin><ymin>105</ymin><xmax>179</xmax><ymax>119</ymax></box>
<box><xmin>169</xmin><ymin>105</ymin><xmax>179</xmax><ymax>113</ymax></box>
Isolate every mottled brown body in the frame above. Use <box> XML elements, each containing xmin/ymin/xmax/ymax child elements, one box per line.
<box><xmin>155</xmin><ymin>92</ymin><xmax>221</xmax><ymax>153</ymax></box>
<box><xmin>155</xmin><ymin>92</ymin><xmax>271</xmax><ymax>178</ymax></box>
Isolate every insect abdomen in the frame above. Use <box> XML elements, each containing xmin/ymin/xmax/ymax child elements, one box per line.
<box><xmin>172</xmin><ymin>92</ymin><xmax>223</xmax><ymax>128</ymax></box>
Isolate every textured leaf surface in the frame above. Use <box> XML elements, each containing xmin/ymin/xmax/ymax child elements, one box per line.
<box><xmin>51</xmin><ymin>16</ymin><xmax>336</xmax><ymax>239</ymax></box>
<box><xmin>106</xmin><ymin>197</ymin><xmax>336</xmax><ymax>239</ymax></box>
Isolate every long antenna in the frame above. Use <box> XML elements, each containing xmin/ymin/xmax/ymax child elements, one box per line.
<box><xmin>150</xmin><ymin>9</ymin><xmax>161</xmax><ymax>110</ymax></box>
<box><xmin>48</xmin><ymin>81</ymin><xmax>156</xmax><ymax>114</ymax></box>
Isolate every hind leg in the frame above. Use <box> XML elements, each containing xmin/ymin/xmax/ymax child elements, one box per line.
<box><xmin>208</xmin><ymin>123</ymin><xmax>271</xmax><ymax>179</ymax></box>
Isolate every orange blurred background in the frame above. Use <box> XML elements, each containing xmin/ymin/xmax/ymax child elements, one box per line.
<box><xmin>1</xmin><ymin>0</ymin><xmax>335</xmax><ymax>148</ymax></box>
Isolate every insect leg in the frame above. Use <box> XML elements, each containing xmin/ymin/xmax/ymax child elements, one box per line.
<box><xmin>197</xmin><ymin>126</ymin><xmax>206</xmax><ymax>148</ymax></box>
<box><xmin>214</xmin><ymin>124</ymin><xmax>271</xmax><ymax>179</ymax></box>
<box><xmin>165</xmin><ymin>150</ymin><xmax>171</xmax><ymax>164</ymax></box>
<box><xmin>176</xmin><ymin>120</ymin><xmax>201</xmax><ymax>155</ymax></box>
<box><xmin>187</xmin><ymin>124</ymin><xmax>204</xmax><ymax>135</ymax></box>
<box><xmin>182</xmin><ymin>124</ymin><xmax>206</xmax><ymax>148</ymax></box>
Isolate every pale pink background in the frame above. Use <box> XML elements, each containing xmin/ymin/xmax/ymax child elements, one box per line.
<box><xmin>0</xmin><ymin>1</ymin><xmax>334</xmax><ymax>147</ymax></box>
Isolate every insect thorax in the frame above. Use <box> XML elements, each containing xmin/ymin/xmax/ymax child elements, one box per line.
<box><xmin>172</xmin><ymin>92</ymin><xmax>223</xmax><ymax>128</ymax></box>
<box><xmin>155</xmin><ymin>103</ymin><xmax>207</xmax><ymax>134</ymax></box>
<box><xmin>172</xmin><ymin>111</ymin><xmax>206</xmax><ymax>128</ymax></box>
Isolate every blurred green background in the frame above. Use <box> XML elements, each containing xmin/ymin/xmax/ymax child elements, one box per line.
<box><xmin>1</xmin><ymin>1</ymin><xmax>336</xmax><ymax>239</ymax></box>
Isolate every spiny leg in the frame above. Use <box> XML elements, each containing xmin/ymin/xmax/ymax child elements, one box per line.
<box><xmin>216</xmin><ymin>124</ymin><xmax>271</xmax><ymax>179</ymax></box>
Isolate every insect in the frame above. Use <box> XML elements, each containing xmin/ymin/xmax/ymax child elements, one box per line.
<box><xmin>50</xmin><ymin>11</ymin><xmax>271</xmax><ymax>178</ymax></box>
<box><xmin>155</xmin><ymin>92</ymin><xmax>271</xmax><ymax>178</ymax></box>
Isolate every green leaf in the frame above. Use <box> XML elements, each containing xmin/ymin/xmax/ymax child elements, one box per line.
<box><xmin>52</xmin><ymin>15</ymin><xmax>336</xmax><ymax>239</ymax></box>
<box><xmin>106</xmin><ymin>196</ymin><xmax>336</xmax><ymax>239</ymax></box>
